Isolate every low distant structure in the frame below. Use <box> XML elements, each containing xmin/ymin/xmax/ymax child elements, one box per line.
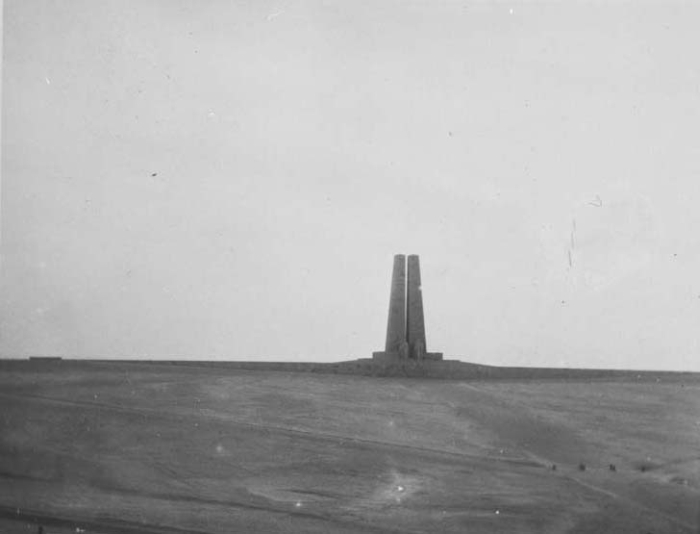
<box><xmin>372</xmin><ymin>254</ymin><xmax>443</xmax><ymax>362</ymax></box>
<box><xmin>29</xmin><ymin>356</ymin><xmax>63</xmax><ymax>361</ymax></box>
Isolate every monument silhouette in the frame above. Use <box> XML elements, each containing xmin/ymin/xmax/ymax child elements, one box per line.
<box><xmin>373</xmin><ymin>255</ymin><xmax>443</xmax><ymax>362</ymax></box>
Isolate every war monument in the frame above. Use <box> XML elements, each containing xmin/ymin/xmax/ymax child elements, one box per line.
<box><xmin>373</xmin><ymin>254</ymin><xmax>443</xmax><ymax>362</ymax></box>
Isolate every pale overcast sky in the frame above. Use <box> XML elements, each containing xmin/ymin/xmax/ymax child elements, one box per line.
<box><xmin>2</xmin><ymin>1</ymin><xmax>700</xmax><ymax>370</ymax></box>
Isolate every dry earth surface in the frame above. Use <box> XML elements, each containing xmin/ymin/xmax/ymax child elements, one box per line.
<box><xmin>0</xmin><ymin>360</ymin><xmax>699</xmax><ymax>533</ymax></box>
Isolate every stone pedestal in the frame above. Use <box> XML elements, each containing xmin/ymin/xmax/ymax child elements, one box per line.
<box><xmin>372</xmin><ymin>351</ymin><xmax>443</xmax><ymax>362</ymax></box>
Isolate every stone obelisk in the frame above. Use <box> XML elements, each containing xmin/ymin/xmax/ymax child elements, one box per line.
<box><xmin>384</xmin><ymin>254</ymin><xmax>406</xmax><ymax>355</ymax></box>
<box><xmin>406</xmin><ymin>254</ymin><xmax>426</xmax><ymax>359</ymax></box>
<box><xmin>373</xmin><ymin>254</ymin><xmax>442</xmax><ymax>362</ymax></box>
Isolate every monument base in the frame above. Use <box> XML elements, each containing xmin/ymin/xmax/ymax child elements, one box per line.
<box><xmin>372</xmin><ymin>351</ymin><xmax>443</xmax><ymax>362</ymax></box>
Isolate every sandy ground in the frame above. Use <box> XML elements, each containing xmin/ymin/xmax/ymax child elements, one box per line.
<box><xmin>0</xmin><ymin>361</ymin><xmax>698</xmax><ymax>533</ymax></box>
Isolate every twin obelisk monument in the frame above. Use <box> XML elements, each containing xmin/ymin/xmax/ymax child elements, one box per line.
<box><xmin>373</xmin><ymin>255</ymin><xmax>443</xmax><ymax>362</ymax></box>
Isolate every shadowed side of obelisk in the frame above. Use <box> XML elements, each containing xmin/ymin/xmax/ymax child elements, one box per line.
<box><xmin>407</xmin><ymin>255</ymin><xmax>427</xmax><ymax>359</ymax></box>
<box><xmin>384</xmin><ymin>254</ymin><xmax>407</xmax><ymax>355</ymax></box>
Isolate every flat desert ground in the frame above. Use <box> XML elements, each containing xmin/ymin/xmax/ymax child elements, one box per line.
<box><xmin>0</xmin><ymin>361</ymin><xmax>699</xmax><ymax>533</ymax></box>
